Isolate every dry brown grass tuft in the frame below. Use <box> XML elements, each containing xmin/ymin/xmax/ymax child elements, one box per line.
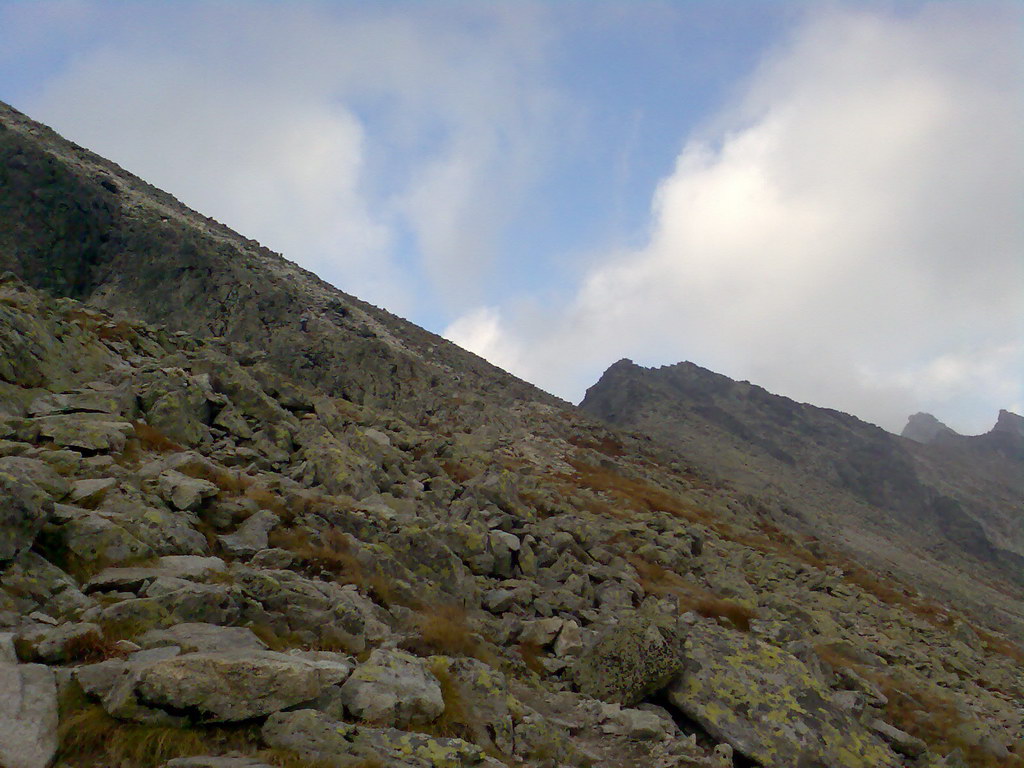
<box><xmin>270</xmin><ymin>527</ymin><xmax>364</xmax><ymax>585</ymax></box>
<box><xmin>441</xmin><ymin>460</ymin><xmax>479</xmax><ymax>484</ymax></box>
<box><xmin>517</xmin><ymin>640</ymin><xmax>547</xmax><ymax>676</ymax></box>
<box><xmin>401</xmin><ymin>605</ymin><xmax>495</xmax><ymax>663</ymax></box>
<box><xmin>629</xmin><ymin>555</ymin><xmax>758</xmax><ymax>632</ymax></box>
<box><xmin>131</xmin><ymin>421</ymin><xmax>184</xmax><ymax>453</ymax></box>
<box><xmin>564</xmin><ymin>458</ymin><xmax>709</xmax><ymax>523</ymax></box>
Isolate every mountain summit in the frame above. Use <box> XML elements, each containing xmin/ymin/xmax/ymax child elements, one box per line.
<box><xmin>1</xmin><ymin>101</ymin><xmax>1021</xmax><ymax>767</ymax></box>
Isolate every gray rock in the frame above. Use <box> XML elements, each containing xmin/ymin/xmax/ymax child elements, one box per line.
<box><xmin>571</xmin><ymin>613</ymin><xmax>680</xmax><ymax>706</ymax></box>
<box><xmin>139</xmin><ymin>623</ymin><xmax>268</xmax><ymax>654</ymax></box>
<box><xmin>263</xmin><ymin>708</ymin><xmax>500</xmax><ymax>768</ymax></box>
<box><xmin>33</xmin><ymin>413</ymin><xmax>134</xmax><ymax>453</ymax></box>
<box><xmin>69</xmin><ymin>477</ymin><xmax>119</xmax><ymax>506</ymax></box>
<box><xmin>869</xmin><ymin>718</ymin><xmax>928</xmax><ymax>757</ymax></box>
<box><xmin>163</xmin><ymin>759</ymin><xmax>272</xmax><ymax>768</ymax></box>
<box><xmin>135</xmin><ymin>650</ymin><xmax>343</xmax><ymax>722</ymax></box>
<box><xmin>163</xmin><ymin>759</ymin><xmax>271</xmax><ymax>768</ymax></box>
<box><xmin>14</xmin><ymin>621</ymin><xmax>103</xmax><ymax>664</ymax></box>
<box><xmin>0</xmin><ymin>456</ymin><xmax>70</xmax><ymax>500</ymax></box>
<box><xmin>217</xmin><ymin>509</ymin><xmax>279</xmax><ymax>557</ymax></box>
<box><xmin>0</xmin><ymin>463</ymin><xmax>51</xmax><ymax>563</ymax></box>
<box><xmin>339</xmin><ymin>648</ymin><xmax>444</xmax><ymax>728</ymax></box>
<box><xmin>0</xmin><ymin>663</ymin><xmax>58</xmax><ymax>768</ymax></box>
<box><xmin>157</xmin><ymin>469</ymin><xmax>219</xmax><ymax>511</ymax></box>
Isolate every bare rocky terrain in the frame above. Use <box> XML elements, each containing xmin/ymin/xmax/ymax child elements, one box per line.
<box><xmin>1</xmin><ymin>100</ymin><xmax>1021</xmax><ymax>768</ymax></box>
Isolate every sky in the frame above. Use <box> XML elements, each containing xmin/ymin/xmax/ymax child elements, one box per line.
<box><xmin>1</xmin><ymin>1</ymin><xmax>1020</xmax><ymax>435</ymax></box>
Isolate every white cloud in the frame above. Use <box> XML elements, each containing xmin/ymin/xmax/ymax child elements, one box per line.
<box><xmin>19</xmin><ymin>2</ymin><xmax>557</xmax><ymax>314</ymax></box>
<box><xmin>447</xmin><ymin>6</ymin><xmax>1023</xmax><ymax>434</ymax></box>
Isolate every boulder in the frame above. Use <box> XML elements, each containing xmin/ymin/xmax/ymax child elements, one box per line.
<box><xmin>339</xmin><ymin>648</ymin><xmax>444</xmax><ymax>728</ymax></box>
<box><xmin>14</xmin><ymin>621</ymin><xmax>103</xmax><ymax>663</ymax></box>
<box><xmin>135</xmin><ymin>650</ymin><xmax>345</xmax><ymax>722</ymax></box>
<box><xmin>0</xmin><ymin>456</ymin><xmax>70</xmax><ymax>499</ymax></box>
<box><xmin>0</xmin><ymin>663</ymin><xmax>58</xmax><ymax>768</ymax></box>
<box><xmin>157</xmin><ymin>470</ymin><xmax>219</xmax><ymax>511</ymax></box>
<box><xmin>0</xmin><ymin>463</ymin><xmax>51</xmax><ymax>563</ymax></box>
<box><xmin>217</xmin><ymin>509</ymin><xmax>279</xmax><ymax>557</ymax></box>
<box><xmin>263</xmin><ymin>708</ymin><xmax>501</xmax><ymax>768</ymax></box>
<box><xmin>666</xmin><ymin>620</ymin><xmax>901</xmax><ymax>768</ymax></box>
<box><xmin>33</xmin><ymin>413</ymin><xmax>133</xmax><ymax>452</ymax></box>
<box><xmin>571</xmin><ymin>613</ymin><xmax>681</xmax><ymax>706</ymax></box>
<box><xmin>139</xmin><ymin>623</ymin><xmax>268</xmax><ymax>654</ymax></box>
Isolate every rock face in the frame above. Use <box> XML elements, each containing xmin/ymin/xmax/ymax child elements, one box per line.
<box><xmin>902</xmin><ymin>412</ymin><xmax>957</xmax><ymax>444</ymax></box>
<box><xmin>0</xmin><ymin>101</ymin><xmax>1021</xmax><ymax>768</ymax></box>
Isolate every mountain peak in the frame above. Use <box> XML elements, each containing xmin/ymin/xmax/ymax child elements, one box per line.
<box><xmin>901</xmin><ymin>412</ymin><xmax>957</xmax><ymax>444</ymax></box>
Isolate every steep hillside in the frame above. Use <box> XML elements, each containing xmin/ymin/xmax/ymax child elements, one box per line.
<box><xmin>0</xmin><ymin>100</ymin><xmax>556</xmax><ymax>422</ymax></box>
<box><xmin>580</xmin><ymin>360</ymin><xmax>1024</xmax><ymax>630</ymax></box>
<box><xmin>0</xmin><ymin>103</ymin><xmax>1021</xmax><ymax>768</ymax></box>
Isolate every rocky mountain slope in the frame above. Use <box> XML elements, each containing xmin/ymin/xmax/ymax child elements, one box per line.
<box><xmin>0</xmin><ymin>101</ymin><xmax>1022</xmax><ymax>768</ymax></box>
<box><xmin>580</xmin><ymin>360</ymin><xmax>1024</xmax><ymax>631</ymax></box>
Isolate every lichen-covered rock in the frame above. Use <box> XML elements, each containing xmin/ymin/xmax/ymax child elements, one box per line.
<box><xmin>157</xmin><ymin>469</ymin><xmax>219</xmax><ymax>511</ymax></box>
<box><xmin>0</xmin><ymin>463</ymin><xmax>51</xmax><ymax>562</ymax></box>
<box><xmin>339</xmin><ymin>648</ymin><xmax>444</xmax><ymax>728</ymax></box>
<box><xmin>216</xmin><ymin>509</ymin><xmax>279</xmax><ymax>557</ymax></box>
<box><xmin>0</xmin><ymin>456</ymin><xmax>70</xmax><ymax>500</ymax></box>
<box><xmin>33</xmin><ymin>413</ymin><xmax>134</xmax><ymax>452</ymax></box>
<box><xmin>431</xmin><ymin>656</ymin><xmax>515</xmax><ymax>755</ymax></box>
<box><xmin>14</xmin><ymin>621</ymin><xmax>103</xmax><ymax>663</ymax></box>
<box><xmin>139</xmin><ymin>623</ymin><xmax>267</xmax><ymax>654</ymax></box>
<box><xmin>666</xmin><ymin>619</ymin><xmax>902</xmax><ymax>768</ymax></box>
<box><xmin>263</xmin><ymin>708</ymin><xmax>502</xmax><ymax>768</ymax></box>
<box><xmin>135</xmin><ymin>650</ymin><xmax>344</xmax><ymax>722</ymax></box>
<box><xmin>571</xmin><ymin>612</ymin><xmax>681</xmax><ymax>706</ymax></box>
<box><xmin>0</xmin><ymin>662</ymin><xmax>58</xmax><ymax>768</ymax></box>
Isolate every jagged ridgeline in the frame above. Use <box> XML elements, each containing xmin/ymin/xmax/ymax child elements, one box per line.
<box><xmin>0</xmin><ymin>100</ymin><xmax>1021</xmax><ymax>768</ymax></box>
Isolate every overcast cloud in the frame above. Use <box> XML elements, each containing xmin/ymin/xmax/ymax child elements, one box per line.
<box><xmin>22</xmin><ymin>3</ymin><xmax>556</xmax><ymax>315</ymax></box>
<box><xmin>446</xmin><ymin>5</ymin><xmax>1023</xmax><ymax>434</ymax></box>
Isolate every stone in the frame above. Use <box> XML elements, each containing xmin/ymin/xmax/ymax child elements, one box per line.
<box><xmin>33</xmin><ymin>413</ymin><xmax>134</xmax><ymax>453</ymax></box>
<box><xmin>869</xmin><ymin>718</ymin><xmax>928</xmax><ymax>758</ymax></box>
<box><xmin>163</xmin><ymin>759</ymin><xmax>272</xmax><ymax>768</ymax></box>
<box><xmin>54</xmin><ymin>510</ymin><xmax>155</xmax><ymax>567</ymax></box>
<box><xmin>69</xmin><ymin>477</ymin><xmax>118</xmax><ymax>506</ymax></box>
<box><xmin>519</xmin><ymin>617</ymin><xmax>563</xmax><ymax>647</ymax></box>
<box><xmin>665</xmin><ymin>620</ymin><xmax>901</xmax><ymax>768</ymax></box>
<box><xmin>339</xmin><ymin>648</ymin><xmax>444</xmax><ymax>728</ymax></box>
<box><xmin>0</xmin><ymin>456</ymin><xmax>70</xmax><ymax>500</ymax></box>
<box><xmin>14</xmin><ymin>621</ymin><xmax>103</xmax><ymax>664</ymax></box>
<box><xmin>157</xmin><ymin>469</ymin><xmax>219</xmax><ymax>511</ymax></box>
<box><xmin>0</xmin><ymin>663</ymin><xmax>58</xmax><ymax>768</ymax></box>
<box><xmin>0</xmin><ymin>463</ymin><xmax>51</xmax><ymax>562</ymax></box>
<box><xmin>432</xmin><ymin>655</ymin><xmax>515</xmax><ymax>754</ymax></box>
<box><xmin>139</xmin><ymin>623</ymin><xmax>268</xmax><ymax>654</ymax></box>
<box><xmin>216</xmin><ymin>509</ymin><xmax>279</xmax><ymax>557</ymax></box>
<box><xmin>135</xmin><ymin>650</ymin><xmax>344</xmax><ymax>722</ymax></box>
<box><xmin>572</xmin><ymin>613</ymin><xmax>681</xmax><ymax>706</ymax></box>
<box><xmin>553</xmin><ymin>619</ymin><xmax>584</xmax><ymax>657</ymax></box>
<box><xmin>263</xmin><ymin>708</ymin><xmax>499</xmax><ymax>768</ymax></box>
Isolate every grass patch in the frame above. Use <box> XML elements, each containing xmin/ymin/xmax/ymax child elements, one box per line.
<box><xmin>563</xmin><ymin>458</ymin><xmax>709</xmax><ymax>523</ymax></box>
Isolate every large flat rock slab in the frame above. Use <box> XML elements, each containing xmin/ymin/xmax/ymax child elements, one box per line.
<box><xmin>0</xmin><ymin>663</ymin><xmax>58</xmax><ymax>768</ymax></box>
<box><xmin>135</xmin><ymin>650</ymin><xmax>346</xmax><ymax>722</ymax></box>
<box><xmin>666</xmin><ymin>620</ymin><xmax>902</xmax><ymax>768</ymax></box>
